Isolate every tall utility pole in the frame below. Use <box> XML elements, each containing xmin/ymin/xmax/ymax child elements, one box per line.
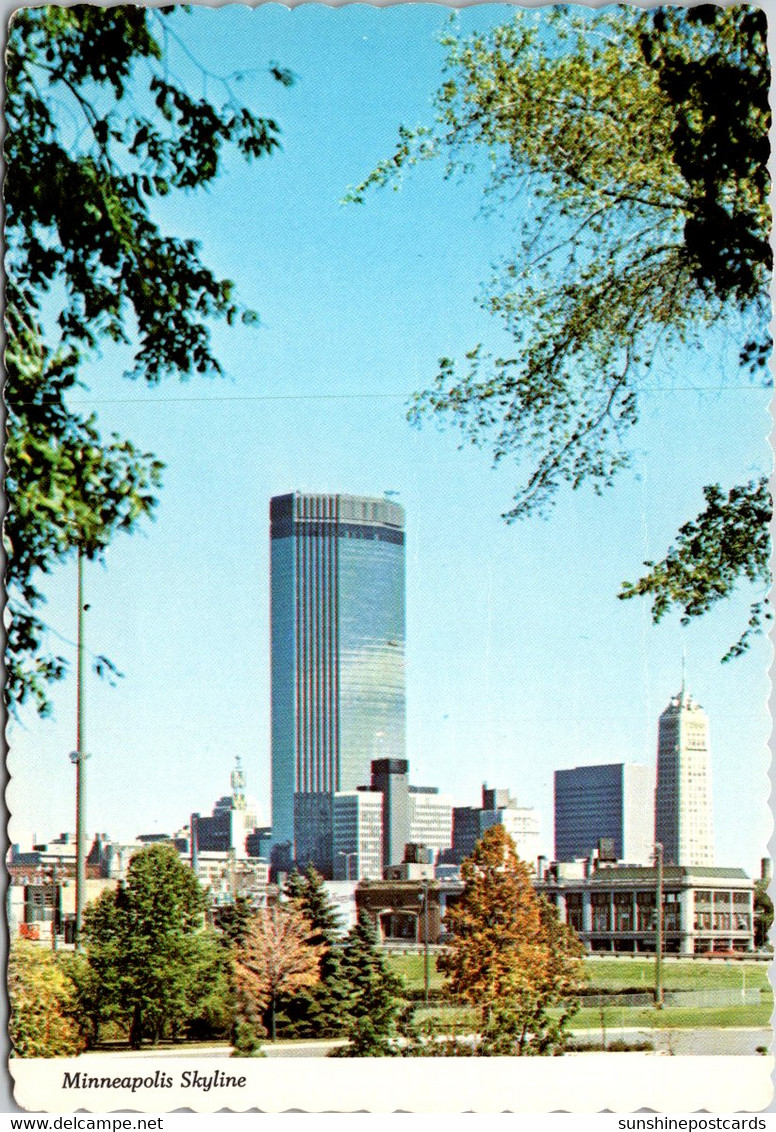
<box><xmin>654</xmin><ymin>842</ymin><xmax>664</xmax><ymax>1008</ymax></box>
<box><xmin>49</xmin><ymin>864</ymin><xmax>58</xmax><ymax>953</ymax></box>
<box><xmin>422</xmin><ymin>879</ymin><xmax>430</xmax><ymax>1005</ymax></box>
<box><xmin>73</xmin><ymin>547</ymin><xmax>87</xmax><ymax>950</ymax></box>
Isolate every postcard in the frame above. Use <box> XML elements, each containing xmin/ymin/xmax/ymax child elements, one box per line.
<box><xmin>5</xmin><ymin>0</ymin><xmax>773</xmax><ymax>1115</ymax></box>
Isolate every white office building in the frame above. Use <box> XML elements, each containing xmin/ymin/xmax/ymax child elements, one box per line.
<box><xmin>408</xmin><ymin>788</ymin><xmax>453</xmax><ymax>858</ymax></box>
<box><xmin>332</xmin><ymin>790</ymin><xmax>383</xmax><ymax>880</ymax></box>
<box><xmin>655</xmin><ymin>681</ymin><xmax>714</xmax><ymax>866</ymax></box>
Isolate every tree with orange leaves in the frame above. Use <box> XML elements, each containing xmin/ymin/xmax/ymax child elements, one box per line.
<box><xmin>439</xmin><ymin>824</ymin><xmax>586</xmax><ymax>1055</ymax></box>
<box><xmin>234</xmin><ymin>906</ymin><xmax>323</xmax><ymax>1044</ymax></box>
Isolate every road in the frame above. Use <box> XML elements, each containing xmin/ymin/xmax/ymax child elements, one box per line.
<box><xmin>567</xmin><ymin>1027</ymin><xmax>771</xmax><ymax>1057</ymax></box>
<box><xmin>86</xmin><ymin>1028</ymin><xmax>771</xmax><ymax>1059</ymax></box>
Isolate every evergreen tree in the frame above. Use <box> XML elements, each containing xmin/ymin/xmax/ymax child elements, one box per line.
<box><xmin>277</xmin><ymin>867</ymin><xmax>351</xmax><ymax>1038</ymax></box>
<box><xmin>213</xmin><ymin>896</ymin><xmax>253</xmax><ymax>949</ymax></box>
<box><xmin>331</xmin><ymin>913</ymin><xmax>404</xmax><ymax>1057</ymax></box>
<box><xmin>753</xmin><ymin>880</ymin><xmax>773</xmax><ymax>950</ymax></box>
<box><xmin>291</xmin><ymin>867</ymin><xmax>342</xmax><ymax>943</ymax></box>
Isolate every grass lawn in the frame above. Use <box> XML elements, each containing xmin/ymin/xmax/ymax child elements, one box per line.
<box><xmin>569</xmin><ymin>1002</ymin><xmax>772</xmax><ymax>1030</ymax></box>
<box><xmin>408</xmin><ymin>1001</ymin><xmax>771</xmax><ymax>1034</ymax></box>
<box><xmin>386</xmin><ymin>952</ymin><xmax>771</xmax><ymax>994</ymax></box>
<box><xmin>387</xmin><ymin>952</ymin><xmax>772</xmax><ymax>1038</ymax></box>
<box><xmin>583</xmin><ymin>958</ymin><xmax>770</xmax><ymax>992</ymax></box>
<box><xmin>385</xmin><ymin>952</ymin><xmax>445</xmax><ymax>991</ymax></box>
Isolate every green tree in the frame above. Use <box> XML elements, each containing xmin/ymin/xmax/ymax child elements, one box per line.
<box><xmin>9</xmin><ymin>941</ymin><xmax>86</xmax><ymax>1058</ymax></box>
<box><xmin>348</xmin><ymin>5</ymin><xmax>771</xmax><ymax>658</ymax></box>
<box><xmin>437</xmin><ymin>825</ymin><xmax>585</xmax><ymax>1055</ymax></box>
<box><xmin>81</xmin><ymin>843</ymin><xmax>223</xmax><ymax>1048</ymax></box>
<box><xmin>753</xmin><ymin>878</ymin><xmax>773</xmax><ymax>951</ymax></box>
<box><xmin>181</xmin><ymin>928</ymin><xmax>235</xmax><ymax>1042</ymax></box>
<box><xmin>67</xmin><ymin>894</ymin><xmax>125</xmax><ymax>1047</ymax></box>
<box><xmin>6</xmin><ymin>5</ymin><xmax>292</xmax><ymax>714</ymax></box>
<box><xmin>331</xmin><ymin>913</ymin><xmax>404</xmax><ymax>1057</ymax></box>
<box><xmin>214</xmin><ymin>896</ymin><xmax>254</xmax><ymax>949</ymax></box>
<box><xmin>278</xmin><ymin>867</ymin><xmax>352</xmax><ymax>1038</ymax></box>
<box><xmin>212</xmin><ymin>896</ymin><xmax>264</xmax><ymax>1051</ymax></box>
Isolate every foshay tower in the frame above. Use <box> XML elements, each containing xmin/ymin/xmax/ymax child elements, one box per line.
<box><xmin>654</xmin><ymin>674</ymin><xmax>714</xmax><ymax>866</ymax></box>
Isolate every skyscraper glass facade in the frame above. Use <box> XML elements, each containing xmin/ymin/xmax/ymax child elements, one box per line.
<box><xmin>554</xmin><ymin>763</ymin><xmax>654</xmax><ymax>864</ymax></box>
<box><xmin>270</xmin><ymin>493</ymin><xmax>405</xmax><ymax>860</ymax></box>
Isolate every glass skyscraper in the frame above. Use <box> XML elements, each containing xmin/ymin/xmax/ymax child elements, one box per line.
<box><xmin>270</xmin><ymin>492</ymin><xmax>405</xmax><ymax>870</ymax></box>
<box><xmin>554</xmin><ymin>763</ymin><xmax>654</xmax><ymax>865</ymax></box>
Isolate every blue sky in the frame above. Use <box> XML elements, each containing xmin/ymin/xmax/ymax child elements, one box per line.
<box><xmin>8</xmin><ymin>3</ymin><xmax>771</xmax><ymax>873</ymax></box>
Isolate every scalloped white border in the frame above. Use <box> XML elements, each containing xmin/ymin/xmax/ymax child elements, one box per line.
<box><xmin>9</xmin><ymin>1054</ymin><xmax>776</xmax><ymax>1114</ymax></box>
<box><xmin>5</xmin><ymin>0</ymin><xmax>774</xmax><ymax>1117</ymax></box>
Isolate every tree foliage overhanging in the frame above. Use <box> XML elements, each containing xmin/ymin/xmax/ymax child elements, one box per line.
<box><xmin>5</xmin><ymin>5</ymin><xmax>292</xmax><ymax>714</ymax></box>
<box><xmin>347</xmin><ymin>4</ymin><xmax>772</xmax><ymax>658</ymax></box>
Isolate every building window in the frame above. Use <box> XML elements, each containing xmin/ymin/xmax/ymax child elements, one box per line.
<box><xmin>636</xmin><ymin>891</ymin><xmax>656</xmax><ymax>932</ymax></box>
<box><xmin>565</xmin><ymin>893</ymin><xmax>583</xmax><ymax>932</ymax></box>
<box><xmin>591</xmin><ymin>892</ymin><xmax>610</xmax><ymax>933</ymax></box>
<box><xmin>664</xmin><ymin>891</ymin><xmax>680</xmax><ymax>932</ymax></box>
<box><xmin>614</xmin><ymin>892</ymin><xmax>633</xmax><ymax>932</ymax></box>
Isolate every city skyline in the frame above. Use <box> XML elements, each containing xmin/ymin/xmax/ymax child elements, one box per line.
<box><xmin>7</xmin><ymin>5</ymin><xmax>771</xmax><ymax>877</ymax></box>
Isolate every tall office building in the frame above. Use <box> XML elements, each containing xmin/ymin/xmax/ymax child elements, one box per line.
<box><xmin>369</xmin><ymin>758</ymin><xmax>411</xmax><ymax>869</ymax></box>
<box><xmin>332</xmin><ymin>791</ymin><xmax>383</xmax><ymax>880</ymax></box>
<box><xmin>453</xmin><ymin>784</ymin><xmax>541</xmax><ymax>865</ymax></box>
<box><xmin>554</xmin><ymin>764</ymin><xmax>654</xmax><ymax>864</ymax></box>
<box><xmin>655</xmin><ymin>681</ymin><xmax>714</xmax><ymax>866</ymax></box>
<box><xmin>366</xmin><ymin>758</ymin><xmax>453</xmax><ymax>869</ymax></box>
<box><xmin>270</xmin><ymin>492</ymin><xmax>405</xmax><ymax>870</ymax></box>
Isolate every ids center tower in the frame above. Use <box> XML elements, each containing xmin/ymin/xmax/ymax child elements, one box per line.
<box><xmin>269</xmin><ymin>492</ymin><xmax>406</xmax><ymax>876</ymax></box>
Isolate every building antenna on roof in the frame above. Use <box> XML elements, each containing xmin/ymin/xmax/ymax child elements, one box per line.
<box><xmin>681</xmin><ymin>645</ymin><xmax>687</xmax><ymax>701</ymax></box>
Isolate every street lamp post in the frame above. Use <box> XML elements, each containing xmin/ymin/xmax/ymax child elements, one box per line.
<box><xmin>425</xmin><ymin>878</ymin><xmax>432</xmax><ymax>1005</ymax></box>
<box><xmin>338</xmin><ymin>851</ymin><xmax>357</xmax><ymax>880</ymax></box>
<box><xmin>418</xmin><ymin>879</ymin><xmax>431</xmax><ymax>1005</ymax></box>
<box><xmin>654</xmin><ymin>842</ymin><xmax>664</xmax><ymax>1008</ymax></box>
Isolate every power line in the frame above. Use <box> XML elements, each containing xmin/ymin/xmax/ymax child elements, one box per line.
<box><xmin>8</xmin><ymin>383</ymin><xmax>770</xmax><ymax>408</ymax></box>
